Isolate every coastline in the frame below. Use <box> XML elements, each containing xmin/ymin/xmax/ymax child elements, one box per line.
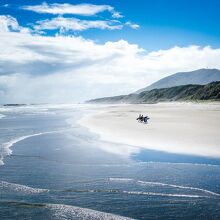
<box><xmin>79</xmin><ymin>102</ymin><xmax>220</xmax><ymax>158</ymax></box>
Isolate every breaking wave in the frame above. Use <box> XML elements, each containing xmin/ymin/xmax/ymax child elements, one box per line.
<box><xmin>0</xmin><ymin>180</ymin><xmax>49</xmax><ymax>194</ymax></box>
<box><xmin>109</xmin><ymin>177</ymin><xmax>220</xmax><ymax>197</ymax></box>
<box><xmin>137</xmin><ymin>161</ymin><xmax>220</xmax><ymax>167</ymax></box>
<box><xmin>0</xmin><ymin>130</ymin><xmax>61</xmax><ymax>166</ymax></box>
<box><xmin>137</xmin><ymin>180</ymin><xmax>220</xmax><ymax>196</ymax></box>
<box><xmin>109</xmin><ymin>178</ymin><xmax>133</xmax><ymax>182</ymax></box>
<box><xmin>122</xmin><ymin>191</ymin><xmax>204</xmax><ymax>198</ymax></box>
<box><xmin>2</xmin><ymin>180</ymin><xmax>205</xmax><ymax>199</ymax></box>
<box><xmin>47</xmin><ymin>203</ymin><xmax>134</xmax><ymax>220</ymax></box>
<box><xmin>1</xmin><ymin>201</ymin><xmax>134</xmax><ymax>220</ymax></box>
<box><xmin>0</xmin><ymin>113</ymin><xmax>5</xmax><ymax>119</ymax></box>
<box><xmin>62</xmin><ymin>188</ymin><xmax>206</xmax><ymax>198</ymax></box>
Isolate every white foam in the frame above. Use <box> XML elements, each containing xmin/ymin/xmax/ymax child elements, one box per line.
<box><xmin>137</xmin><ymin>161</ymin><xmax>220</xmax><ymax>168</ymax></box>
<box><xmin>62</xmin><ymin>188</ymin><xmax>206</xmax><ymax>198</ymax></box>
<box><xmin>0</xmin><ymin>157</ymin><xmax>4</xmax><ymax>165</ymax></box>
<box><xmin>0</xmin><ymin>104</ymin><xmax>81</xmax><ymax>115</ymax></box>
<box><xmin>0</xmin><ymin>130</ymin><xmax>60</xmax><ymax>166</ymax></box>
<box><xmin>47</xmin><ymin>203</ymin><xmax>134</xmax><ymax>220</ymax></box>
<box><xmin>0</xmin><ymin>180</ymin><xmax>49</xmax><ymax>194</ymax></box>
<box><xmin>137</xmin><ymin>180</ymin><xmax>220</xmax><ymax>196</ymax></box>
<box><xmin>122</xmin><ymin>191</ymin><xmax>205</xmax><ymax>198</ymax></box>
<box><xmin>0</xmin><ymin>106</ymin><xmax>48</xmax><ymax>114</ymax></box>
<box><xmin>109</xmin><ymin>178</ymin><xmax>134</xmax><ymax>182</ymax></box>
<box><xmin>109</xmin><ymin>178</ymin><xmax>220</xmax><ymax>197</ymax></box>
<box><xmin>0</xmin><ymin>114</ymin><xmax>5</xmax><ymax>119</ymax></box>
<box><xmin>3</xmin><ymin>199</ymin><xmax>132</xmax><ymax>220</ymax></box>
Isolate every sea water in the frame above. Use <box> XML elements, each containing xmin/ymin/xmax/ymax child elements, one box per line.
<box><xmin>0</xmin><ymin>104</ymin><xmax>220</xmax><ymax>220</ymax></box>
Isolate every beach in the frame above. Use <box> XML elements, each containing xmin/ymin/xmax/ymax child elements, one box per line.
<box><xmin>80</xmin><ymin>102</ymin><xmax>220</xmax><ymax>158</ymax></box>
<box><xmin>1</xmin><ymin>104</ymin><xmax>220</xmax><ymax>219</ymax></box>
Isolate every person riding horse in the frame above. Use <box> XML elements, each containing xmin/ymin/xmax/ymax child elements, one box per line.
<box><xmin>136</xmin><ymin>114</ymin><xmax>150</xmax><ymax>123</ymax></box>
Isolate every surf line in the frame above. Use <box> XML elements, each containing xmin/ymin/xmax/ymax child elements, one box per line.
<box><xmin>0</xmin><ymin>130</ymin><xmax>64</xmax><ymax>166</ymax></box>
<box><xmin>0</xmin><ymin>180</ymin><xmax>49</xmax><ymax>194</ymax></box>
<box><xmin>0</xmin><ymin>114</ymin><xmax>5</xmax><ymax>119</ymax></box>
<box><xmin>109</xmin><ymin>178</ymin><xmax>220</xmax><ymax>197</ymax></box>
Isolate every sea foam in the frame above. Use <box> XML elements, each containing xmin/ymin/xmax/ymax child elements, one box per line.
<box><xmin>0</xmin><ymin>130</ymin><xmax>61</xmax><ymax>166</ymax></box>
<box><xmin>122</xmin><ymin>190</ymin><xmax>205</xmax><ymax>198</ymax></box>
<box><xmin>0</xmin><ymin>200</ymin><xmax>134</xmax><ymax>220</ymax></box>
<box><xmin>109</xmin><ymin>177</ymin><xmax>220</xmax><ymax>197</ymax></box>
<box><xmin>0</xmin><ymin>180</ymin><xmax>49</xmax><ymax>194</ymax></box>
<box><xmin>137</xmin><ymin>180</ymin><xmax>220</xmax><ymax>196</ymax></box>
<box><xmin>47</xmin><ymin>203</ymin><xmax>133</xmax><ymax>220</ymax></box>
<box><xmin>0</xmin><ymin>114</ymin><xmax>5</xmax><ymax>119</ymax></box>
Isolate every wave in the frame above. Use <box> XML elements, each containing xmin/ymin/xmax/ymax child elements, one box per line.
<box><xmin>47</xmin><ymin>203</ymin><xmax>134</xmax><ymax>220</ymax></box>
<box><xmin>0</xmin><ymin>180</ymin><xmax>49</xmax><ymax>194</ymax></box>
<box><xmin>0</xmin><ymin>200</ymin><xmax>133</xmax><ymax>220</ymax></box>
<box><xmin>0</xmin><ymin>130</ymin><xmax>61</xmax><ymax>166</ymax></box>
<box><xmin>3</xmin><ymin>179</ymin><xmax>203</xmax><ymax>198</ymax></box>
<box><xmin>137</xmin><ymin>161</ymin><xmax>220</xmax><ymax>168</ymax></box>
<box><xmin>62</xmin><ymin>188</ymin><xmax>206</xmax><ymax>198</ymax></box>
<box><xmin>0</xmin><ymin>159</ymin><xmax>4</xmax><ymax>166</ymax></box>
<box><xmin>109</xmin><ymin>178</ymin><xmax>133</xmax><ymax>182</ymax></box>
<box><xmin>1</xmin><ymin>178</ymin><xmax>209</xmax><ymax>199</ymax></box>
<box><xmin>109</xmin><ymin>178</ymin><xmax>220</xmax><ymax>197</ymax></box>
<box><xmin>122</xmin><ymin>191</ymin><xmax>205</xmax><ymax>198</ymax></box>
<box><xmin>0</xmin><ymin>113</ymin><xmax>5</xmax><ymax>119</ymax></box>
<box><xmin>0</xmin><ymin>105</ymin><xmax>49</xmax><ymax>113</ymax></box>
<box><xmin>137</xmin><ymin>180</ymin><xmax>220</xmax><ymax>197</ymax></box>
<box><xmin>63</xmin><ymin>188</ymin><xmax>122</xmax><ymax>194</ymax></box>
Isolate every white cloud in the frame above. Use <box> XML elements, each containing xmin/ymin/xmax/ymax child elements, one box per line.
<box><xmin>0</xmin><ymin>15</ymin><xmax>220</xmax><ymax>103</ymax></box>
<box><xmin>125</xmin><ymin>21</ymin><xmax>140</xmax><ymax>29</ymax></box>
<box><xmin>0</xmin><ymin>15</ymin><xmax>18</xmax><ymax>32</ymax></box>
<box><xmin>21</xmin><ymin>3</ymin><xmax>138</xmax><ymax>33</ymax></box>
<box><xmin>112</xmin><ymin>11</ymin><xmax>123</xmax><ymax>19</ymax></box>
<box><xmin>22</xmin><ymin>2</ymin><xmax>122</xmax><ymax>18</ymax></box>
<box><xmin>34</xmin><ymin>17</ymin><xmax>123</xmax><ymax>32</ymax></box>
<box><xmin>0</xmin><ymin>15</ymin><xmax>29</xmax><ymax>33</ymax></box>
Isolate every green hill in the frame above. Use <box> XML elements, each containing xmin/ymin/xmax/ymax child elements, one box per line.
<box><xmin>87</xmin><ymin>81</ymin><xmax>220</xmax><ymax>104</ymax></box>
<box><xmin>136</xmin><ymin>68</ymin><xmax>220</xmax><ymax>93</ymax></box>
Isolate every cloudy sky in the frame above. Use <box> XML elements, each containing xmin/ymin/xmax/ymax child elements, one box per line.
<box><xmin>0</xmin><ymin>0</ymin><xmax>220</xmax><ymax>103</ymax></box>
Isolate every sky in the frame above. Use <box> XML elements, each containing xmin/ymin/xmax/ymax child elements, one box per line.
<box><xmin>0</xmin><ymin>0</ymin><xmax>220</xmax><ymax>103</ymax></box>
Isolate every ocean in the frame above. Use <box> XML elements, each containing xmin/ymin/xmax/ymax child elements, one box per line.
<box><xmin>0</xmin><ymin>104</ymin><xmax>220</xmax><ymax>220</ymax></box>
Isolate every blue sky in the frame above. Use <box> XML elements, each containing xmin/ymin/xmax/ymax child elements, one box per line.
<box><xmin>1</xmin><ymin>0</ymin><xmax>220</xmax><ymax>50</ymax></box>
<box><xmin>0</xmin><ymin>0</ymin><xmax>220</xmax><ymax>103</ymax></box>
<box><xmin>84</xmin><ymin>0</ymin><xmax>220</xmax><ymax>50</ymax></box>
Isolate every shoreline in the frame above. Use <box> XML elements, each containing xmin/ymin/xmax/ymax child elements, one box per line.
<box><xmin>79</xmin><ymin>102</ymin><xmax>220</xmax><ymax>158</ymax></box>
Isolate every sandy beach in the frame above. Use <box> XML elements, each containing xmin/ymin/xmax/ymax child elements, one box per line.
<box><xmin>80</xmin><ymin>103</ymin><xmax>220</xmax><ymax>158</ymax></box>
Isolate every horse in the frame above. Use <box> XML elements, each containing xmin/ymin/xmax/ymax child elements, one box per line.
<box><xmin>136</xmin><ymin>115</ymin><xmax>150</xmax><ymax>123</ymax></box>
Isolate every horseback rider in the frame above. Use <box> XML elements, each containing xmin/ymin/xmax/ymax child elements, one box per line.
<box><xmin>137</xmin><ymin>114</ymin><xmax>149</xmax><ymax>123</ymax></box>
<box><xmin>137</xmin><ymin>114</ymin><xmax>144</xmax><ymax>121</ymax></box>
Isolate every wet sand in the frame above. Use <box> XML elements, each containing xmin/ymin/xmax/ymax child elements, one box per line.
<box><xmin>80</xmin><ymin>103</ymin><xmax>220</xmax><ymax>158</ymax></box>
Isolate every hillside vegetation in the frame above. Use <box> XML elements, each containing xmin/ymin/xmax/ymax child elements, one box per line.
<box><xmin>87</xmin><ymin>81</ymin><xmax>220</xmax><ymax>104</ymax></box>
<box><xmin>136</xmin><ymin>68</ymin><xmax>220</xmax><ymax>93</ymax></box>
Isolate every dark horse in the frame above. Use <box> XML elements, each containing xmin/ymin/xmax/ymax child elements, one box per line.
<box><xmin>136</xmin><ymin>115</ymin><xmax>150</xmax><ymax>123</ymax></box>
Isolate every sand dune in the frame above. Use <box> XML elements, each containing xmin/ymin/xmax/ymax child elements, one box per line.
<box><xmin>80</xmin><ymin>103</ymin><xmax>220</xmax><ymax>158</ymax></box>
